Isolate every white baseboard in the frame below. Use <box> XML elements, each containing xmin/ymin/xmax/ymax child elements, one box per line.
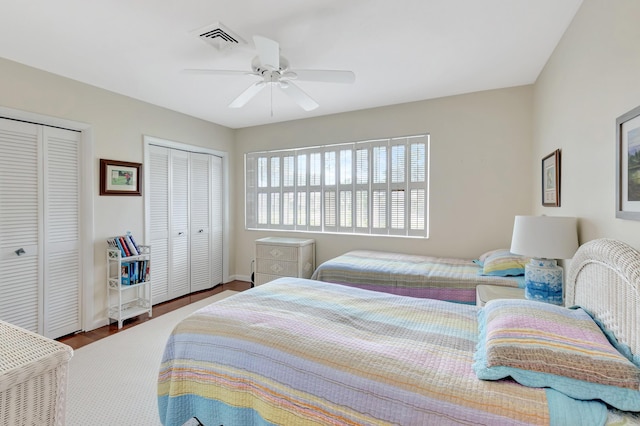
<box><xmin>231</xmin><ymin>274</ymin><xmax>251</xmax><ymax>283</ymax></box>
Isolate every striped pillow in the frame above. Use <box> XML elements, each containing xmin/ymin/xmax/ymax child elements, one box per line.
<box><xmin>479</xmin><ymin>249</ymin><xmax>528</xmax><ymax>276</ymax></box>
<box><xmin>474</xmin><ymin>299</ymin><xmax>640</xmax><ymax>411</ymax></box>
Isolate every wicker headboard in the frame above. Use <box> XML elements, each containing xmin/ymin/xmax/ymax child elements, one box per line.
<box><xmin>566</xmin><ymin>238</ymin><xmax>640</xmax><ymax>357</ymax></box>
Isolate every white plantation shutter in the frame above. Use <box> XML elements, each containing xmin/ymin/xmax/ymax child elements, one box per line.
<box><xmin>408</xmin><ymin>136</ymin><xmax>429</xmax><ymax>236</ymax></box>
<box><xmin>355</xmin><ymin>147</ymin><xmax>369</xmax><ymax>231</ymax></box>
<box><xmin>389</xmin><ymin>142</ymin><xmax>406</xmax><ymax>235</ymax></box>
<box><xmin>308</xmin><ymin>152</ymin><xmax>322</xmax><ymax>229</ymax></box>
<box><xmin>245</xmin><ymin>134</ymin><xmax>429</xmax><ymax>237</ymax></box>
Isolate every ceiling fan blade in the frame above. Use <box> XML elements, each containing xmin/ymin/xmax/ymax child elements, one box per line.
<box><xmin>183</xmin><ymin>69</ymin><xmax>255</xmax><ymax>76</ymax></box>
<box><xmin>291</xmin><ymin>69</ymin><xmax>355</xmax><ymax>84</ymax></box>
<box><xmin>280</xmin><ymin>81</ymin><xmax>319</xmax><ymax>111</ymax></box>
<box><xmin>229</xmin><ymin>82</ymin><xmax>266</xmax><ymax>108</ymax></box>
<box><xmin>253</xmin><ymin>35</ymin><xmax>280</xmax><ymax>70</ymax></box>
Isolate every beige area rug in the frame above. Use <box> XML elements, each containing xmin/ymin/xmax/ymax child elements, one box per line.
<box><xmin>66</xmin><ymin>290</ymin><xmax>238</xmax><ymax>426</ymax></box>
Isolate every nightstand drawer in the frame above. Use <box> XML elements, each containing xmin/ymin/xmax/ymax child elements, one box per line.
<box><xmin>256</xmin><ymin>244</ymin><xmax>298</xmax><ymax>262</ymax></box>
<box><xmin>256</xmin><ymin>259</ymin><xmax>299</xmax><ymax>276</ymax></box>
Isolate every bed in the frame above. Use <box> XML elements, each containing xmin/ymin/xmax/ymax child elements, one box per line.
<box><xmin>158</xmin><ymin>238</ymin><xmax>640</xmax><ymax>425</ymax></box>
<box><xmin>310</xmin><ymin>249</ymin><xmax>526</xmax><ymax>304</ymax></box>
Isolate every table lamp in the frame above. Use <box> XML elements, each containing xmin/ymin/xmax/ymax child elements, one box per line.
<box><xmin>510</xmin><ymin>215</ymin><xmax>578</xmax><ymax>305</ymax></box>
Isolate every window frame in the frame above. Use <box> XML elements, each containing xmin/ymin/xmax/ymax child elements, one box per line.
<box><xmin>245</xmin><ymin>134</ymin><xmax>430</xmax><ymax>237</ymax></box>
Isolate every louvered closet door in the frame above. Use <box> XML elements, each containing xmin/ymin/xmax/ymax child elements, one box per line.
<box><xmin>43</xmin><ymin>126</ymin><xmax>82</xmax><ymax>338</ymax></box>
<box><xmin>0</xmin><ymin>119</ymin><xmax>81</xmax><ymax>339</ymax></box>
<box><xmin>149</xmin><ymin>145</ymin><xmax>170</xmax><ymax>303</ymax></box>
<box><xmin>148</xmin><ymin>143</ymin><xmax>224</xmax><ymax>303</ymax></box>
<box><xmin>170</xmin><ymin>150</ymin><xmax>190</xmax><ymax>299</ymax></box>
<box><xmin>189</xmin><ymin>152</ymin><xmax>211</xmax><ymax>292</ymax></box>
<box><xmin>210</xmin><ymin>155</ymin><xmax>223</xmax><ymax>284</ymax></box>
<box><xmin>0</xmin><ymin>119</ymin><xmax>42</xmax><ymax>333</ymax></box>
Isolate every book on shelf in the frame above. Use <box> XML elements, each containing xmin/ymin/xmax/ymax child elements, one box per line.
<box><xmin>121</xmin><ymin>262</ymin><xmax>131</xmax><ymax>285</ymax></box>
<box><xmin>115</xmin><ymin>238</ymin><xmax>127</xmax><ymax>257</ymax></box>
<box><xmin>107</xmin><ymin>233</ymin><xmax>145</xmax><ymax>258</ymax></box>
<box><xmin>124</xmin><ymin>234</ymin><xmax>138</xmax><ymax>256</ymax></box>
<box><xmin>118</xmin><ymin>237</ymin><xmax>131</xmax><ymax>257</ymax></box>
<box><xmin>126</xmin><ymin>231</ymin><xmax>141</xmax><ymax>254</ymax></box>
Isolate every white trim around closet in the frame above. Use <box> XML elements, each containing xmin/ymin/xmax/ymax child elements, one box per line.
<box><xmin>0</xmin><ymin>106</ymin><xmax>95</xmax><ymax>334</ymax></box>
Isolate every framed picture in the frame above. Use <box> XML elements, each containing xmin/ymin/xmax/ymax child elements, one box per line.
<box><xmin>100</xmin><ymin>159</ymin><xmax>142</xmax><ymax>196</ymax></box>
<box><xmin>616</xmin><ymin>104</ymin><xmax>640</xmax><ymax>220</ymax></box>
<box><xmin>542</xmin><ymin>149</ymin><xmax>561</xmax><ymax>207</ymax></box>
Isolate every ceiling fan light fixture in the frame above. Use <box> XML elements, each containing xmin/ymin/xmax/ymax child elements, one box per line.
<box><xmin>187</xmin><ymin>35</ymin><xmax>354</xmax><ymax>112</ymax></box>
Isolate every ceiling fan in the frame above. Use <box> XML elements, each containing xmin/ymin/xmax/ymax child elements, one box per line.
<box><xmin>185</xmin><ymin>35</ymin><xmax>355</xmax><ymax>111</ymax></box>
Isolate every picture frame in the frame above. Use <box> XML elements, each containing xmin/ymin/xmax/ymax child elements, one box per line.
<box><xmin>99</xmin><ymin>159</ymin><xmax>142</xmax><ymax>196</ymax></box>
<box><xmin>616</xmin><ymin>104</ymin><xmax>640</xmax><ymax>220</ymax></box>
<box><xmin>542</xmin><ymin>149</ymin><xmax>561</xmax><ymax>207</ymax></box>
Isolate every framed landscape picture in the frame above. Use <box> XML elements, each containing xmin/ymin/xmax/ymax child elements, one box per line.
<box><xmin>100</xmin><ymin>159</ymin><xmax>142</xmax><ymax>196</ymax></box>
<box><xmin>542</xmin><ymin>149</ymin><xmax>560</xmax><ymax>207</ymax></box>
<box><xmin>616</xmin><ymin>104</ymin><xmax>640</xmax><ymax>220</ymax></box>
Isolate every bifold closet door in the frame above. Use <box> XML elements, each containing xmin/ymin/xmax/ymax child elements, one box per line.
<box><xmin>210</xmin><ymin>154</ymin><xmax>223</xmax><ymax>285</ymax></box>
<box><xmin>42</xmin><ymin>126</ymin><xmax>82</xmax><ymax>339</ymax></box>
<box><xmin>149</xmin><ymin>145</ymin><xmax>170</xmax><ymax>303</ymax></box>
<box><xmin>189</xmin><ymin>152</ymin><xmax>211</xmax><ymax>293</ymax></box>
<box><xmin>148</xmin><ymin>145</ymin><xmax>223</xmax><ymax>304</ymax></box>
<box><xmin>170</xmin><ymin>150</ymin><xmax>190</xmax><ymax>299</ymax></box>
<box><xmin>0</xmin><ymin>118</ymin><xmax>81</xmax><ymax>339</ymax></box>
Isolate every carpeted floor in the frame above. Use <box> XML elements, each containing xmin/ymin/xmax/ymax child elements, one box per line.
<box><xmin>66</xmin><ymin>290</ymin><xmax>238</xmax><ymax>426</ymax></box>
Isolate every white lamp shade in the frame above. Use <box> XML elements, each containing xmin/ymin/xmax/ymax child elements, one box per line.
<box><xmin>510</xmin><ymin>215</ymin><xmax>578</xmax><ymax>259</ymax></box>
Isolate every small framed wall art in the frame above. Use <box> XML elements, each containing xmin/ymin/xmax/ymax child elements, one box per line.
<box><xmin>542</xmin><ymin>149</ymin><xmax>561</xmax><ymax>207</ymax></box>
<box><xmin>616</xmin><ymin>104</ymin><xmax>640</xmax><ymax>220</ymax></box>
<box><xmin>100</xmin><ymin>159</ymin><xmax>142</xmax><ymax>196</ymax></box>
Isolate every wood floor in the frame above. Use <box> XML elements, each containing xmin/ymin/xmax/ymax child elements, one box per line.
<box><xmin>57</xmin><ymin>280</ymin><xmax>252</xmax><ymax>350</ymax></box>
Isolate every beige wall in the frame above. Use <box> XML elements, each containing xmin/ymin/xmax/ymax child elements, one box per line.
<box><xmin>234</xmin><ymin>86</ymin><xmax>534</xmax><ymax>278</ymax></box>
<box><xmin>0</xmin><ymin>57</ymin><xmax>236</xmax><ymax>329</ymax></box>
<box><xmin>533</xmin><ymin>0</ymin><xmax>640</xmax><ymax>248</ymax></box>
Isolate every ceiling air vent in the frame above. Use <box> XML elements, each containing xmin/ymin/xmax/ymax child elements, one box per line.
<box><xmin>191</xmin><ymin>22</ymin><xmax>247</xmax><ymax>50</ymax></box>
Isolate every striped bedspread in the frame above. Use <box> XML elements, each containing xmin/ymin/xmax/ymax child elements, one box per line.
<box><xmin>157</xmin><ymin>278</ymin><xmax>601</xmax><ymax>426</ymax></box>
<box><xmin>311</xmin><ymin>250</ymin><xmax>524</xmax><ymax>304</ymax></box>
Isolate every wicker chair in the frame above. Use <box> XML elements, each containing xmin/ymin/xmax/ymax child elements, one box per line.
<box><xmin>0</xmin><ymin>320</ymin><xmax>73</xmax><ymax>426</ymax></box>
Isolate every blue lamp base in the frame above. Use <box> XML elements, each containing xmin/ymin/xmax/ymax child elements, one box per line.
<box><xmin>524</xmin><ymin>258</ymin><xmax>564</xmax><ymax>305</ymax></box>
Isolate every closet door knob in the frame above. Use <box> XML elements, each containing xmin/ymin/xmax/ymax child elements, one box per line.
<box><xmin>15</xmin><ymin>248</ymin><xmax>25</xmax><ymax>256</ymax></box>
<box><xmin>178</xmin><ymin>231</ymin><xmax>184</xmax><ymax>236</ymax></box>
<box><xmin>199</xmin><ymin>229</ymin><xmax>204</xmax><ymax>233</ymax></box>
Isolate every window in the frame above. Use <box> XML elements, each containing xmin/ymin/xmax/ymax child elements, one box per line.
<box><xmin>245</xmin><ymin>134</ymin><xmax>429</xmax><ymax>237</ymax></box>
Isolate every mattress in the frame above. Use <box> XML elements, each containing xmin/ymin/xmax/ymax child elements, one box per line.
<box><xmin>311</xmin><ymin>249</ymin><xmax>524</xmax><ymax>303</ymax></box>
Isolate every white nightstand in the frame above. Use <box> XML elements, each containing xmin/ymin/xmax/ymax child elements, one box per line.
<box><xmin>254</xmin><ymin>237</ymin><xmax>316</xmax><ymax>286</ymax></box>
<box><xmin>476</xmin><ymin>285</ymin><xmax>525</xmax><ymax>307</ymax></box>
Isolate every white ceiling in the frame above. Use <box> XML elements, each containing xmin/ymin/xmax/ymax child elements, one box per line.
<box><xmin>0</xmin><ymin>0</ymin><xmax>582</xmax><ymax>129</ymax></box>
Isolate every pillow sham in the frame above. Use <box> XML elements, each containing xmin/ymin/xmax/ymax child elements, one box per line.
<box><xmin>479</xmin><ymin>249</ymin><xmax>529</xmax><ymax>276</ymax></box>
<box><xmin>473</xmin><ymin>299</ymin><xmax>640</xmax><ymax>411</ymax></box>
